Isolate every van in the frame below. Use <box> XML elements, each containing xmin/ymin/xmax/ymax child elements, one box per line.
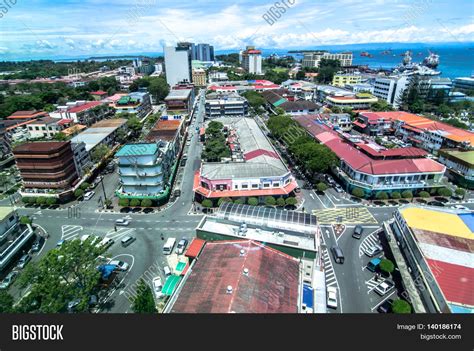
<box><xmin>163</xmin><ymin>238</ymin><xmax>176</xmax><ymax>255</ymax></box>
<box><xmin>83</xmin><ymin>191</ymin><xmax>95</xmax><ymax>201</ymax></box>
<box><xmin>121</xmin><ymin>236</ymin><xmax>136</xmax><ymax>247</ymax></box>
<box><xmin>331</xmin><ymin>246</ymin><xmax>345</xmax><ymax>264</ymax></box>
<box><xmin>96</xmin><ymin>237</ymin><xmax>114</xmax><ymax>250</ymax></box>
<box><xmin>367</xmin><ymin>258</ymin><xmax>381</xmax><ymax>272</ymax></box>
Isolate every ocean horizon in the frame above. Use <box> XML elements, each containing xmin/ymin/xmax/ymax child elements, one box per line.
<box><xmin>1</xmin><ymin>42</ymin><xmax>473</xmax><ymax>79</ymax></box>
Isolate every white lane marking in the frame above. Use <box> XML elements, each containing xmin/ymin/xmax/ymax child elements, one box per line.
<box><xmin>61</xmin><ymin>225</ymin><xmax>83</xmax><ymax>241</ymax></box>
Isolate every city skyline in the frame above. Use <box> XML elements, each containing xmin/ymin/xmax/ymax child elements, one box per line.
<box><xmin>0</xmin><ymin>0</ymin><xmax>473</xmax><ymax>58</ymax></box>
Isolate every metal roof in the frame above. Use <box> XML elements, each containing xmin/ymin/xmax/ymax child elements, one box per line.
<box><xmin>216</xmin><ymin>202</ymin><xmax>317</xmax><ymax>235</ymax></box>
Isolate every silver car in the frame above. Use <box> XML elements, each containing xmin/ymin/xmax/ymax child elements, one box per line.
<box><xmin>0</xmin><ymin>271</ymin><xmax>18</xmax><ymax>289</ymax></box>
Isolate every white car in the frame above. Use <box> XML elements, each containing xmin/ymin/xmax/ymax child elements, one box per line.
<box><xmin>451</xmin><ymin>205</ymin><xmax>469</xmax><ymax>211</ymax></box>
<box><xmin>0</xmin><ymin>271</ymin><xmax>18</xmax><ymax>289</ymax></box>
<box><xmin>175</xmin><ymin>239</ymin><xmax>188</xmax><ymax>255</ymax></box>
<box><xmin>109</xmin><ymin>260</ymin><xmax>129</xmax><ymax>271</ymax></box>
<box><xmin>83</xmin><ymin>191</ymin><xmax>95</xmax><ymax>201</ymax></box>
<box><xmin>327</xmin><ymin>286</ymin><xmax>338</xmax><ymax>309</ymax></box>
<box><xmin>374</xmin><ymin>280</ymin><xmax>395</xmax><ymax>296</ymax></box>
<box><xmin>152</xmin><ymin>277</ymin><xmax>163</xmax><ymax>299</ymax></box>
<box><xmin>115</xmin><ymin>218</ymin><xmax>130</xmax><ymax>226</ymax></box>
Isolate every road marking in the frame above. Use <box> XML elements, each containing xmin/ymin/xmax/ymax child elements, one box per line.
<box><xmin>359</xmin><ymin>228</ymin><xmax>382</xmax><ymax>258</ymax></box>
<box><xmin>371</xmin><ymin>290</ymin><xmax>397</xmax><ymax>312</ymax></box>
<box><xmin>61</xmin><ymin>225</ymin><xmax>83</xmax><ymax>241</ymax></box>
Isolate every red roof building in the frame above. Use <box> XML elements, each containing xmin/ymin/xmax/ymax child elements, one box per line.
<box><xmin>170</xmin><ymin>240</ymin><xmax>300</xmax><ymax>313</ymax></box>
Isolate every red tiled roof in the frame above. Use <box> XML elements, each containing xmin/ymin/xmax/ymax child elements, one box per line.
<box><xmin>209</xmin><ymin>85</ymin><xmax>237</xmax><ymax>91</ymax></box>
<box><xmin>7</xmin><ymin>111</ymin><xmax>47</xmax><ymax>120</ymax></box>
<box><xmin>425</xmin><ymin>258</ymin><xmax>474</xmax><ymax>307</ymax></box>
<box><xmin>185</xmin><ymin>238</ymin><xmax>206</xmax><ymax>259</ymax></box>
<box><xmin>355</xmin><ymin>143</ymin><xmax>428</xmax><ymax>158</ymax></box>
<box><xmin>57</xmin><ymin>119</ymin><xmax>73</xmax><ymax>126</ymax></box>
<box><xmin>353</xmin><ymin>120</ymin><xmax>367</xmax><ymax>129</ymax></box>
<box><xmin>295</xmin><ymin>115</ymin><xmax>445</xmax><ymax>175</ymax></box>
<box><xmin>171</xmin><ymin>240</ymin><xmax>299</xmax><ymax>313</ymax></box>
<box><xmin>67</xmin><ymin>101</ymin><xmax>102</xmax><ymax>113</ymax></box>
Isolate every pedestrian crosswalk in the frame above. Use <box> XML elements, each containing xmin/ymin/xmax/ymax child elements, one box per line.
<box><xmin>359</xmin><ymin>230</ymin><xmax>381</xmax><ymax>257</ymax></box>
<box><xmin>313</xmin><ymin>207</ymin><xmax>378</xmax><ymax>225</ymax></box>
<box><xmin>105</xmin><ymin>227</ymin><xmax>136</xmax><ymax>241</ymax></box>
<box><xmin>61</xmin><ymin>225</ymin><xmax>83</xmax><ymax>241</ymax></box>
<box><xmin>322</xmin><ymin>248</ymin><xmax>337</xmax><ymax>288</ymax></box>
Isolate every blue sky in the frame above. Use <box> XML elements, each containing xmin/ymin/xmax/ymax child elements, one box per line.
<box><xmin>0</xmin><ymin>0</ymin><xmax>473</xmax><ymax>58</ymax></box>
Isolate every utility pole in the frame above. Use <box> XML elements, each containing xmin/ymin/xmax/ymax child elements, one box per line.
<box><xmin>100</xmin><ymin>176</ymin><xmax>108</xmax><ymax>203</ymax></box>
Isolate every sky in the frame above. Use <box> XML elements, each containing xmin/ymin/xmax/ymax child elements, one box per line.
<box><xmin>0</xmin><ymin>0</ymin><xmax>473</xmax><ymax>58</ymax></box>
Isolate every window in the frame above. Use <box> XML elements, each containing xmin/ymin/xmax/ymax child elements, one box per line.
<box><xmin>263</xmin><ymin>183</ymin><xmax>270</xmax><ymax>188</ymax></box>
<box><xmin>273</xmin><ymin>182</ymin><xmax>280</xmax><ymax>187</ymax></box>
<box><xmin>241</xmin><ymin>184</ymin><xmax>248</xmax><ymax>189</ymax></box>
<box><xmin>252</xmin><ymin>184</ymin><xmax>259</xmax><ymax>189</ymax></box>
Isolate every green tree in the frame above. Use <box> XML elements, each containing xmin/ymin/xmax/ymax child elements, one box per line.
<box><xmin>401</xmin><ymin>190</ymin><xmax>413</xmax><ymax>199</ymax></box>
<box><xmin>36</xmin><ymin>197</ymin><xmax>46</xmax><ymax>205</ymax></box>
<box><xmin>316</xmin><ymin>59</ymin><xmax>341</xmax><ymax>84</ymax></box>
<box><xmin>234</xmin><ymin>198</ymin><xmax>245</xmax><ymax>205</ymax></box>
<box><xmin>119</xmin><ymin>198</ymin><xmax>130</xmax><ymax>207</ymax></box>
<box><xmin>375</xmin><ymin>191</ymin><xmax>389</xmax><ymax>200</ymax></box>
<box><xmin>201</xmin><ymin>199</ymin><xmax>213</xmax><ymax>208</ymax></box>
<box><xmin>46</xmin><ymin>197</ymin><xmax>57</xmax><ymax>206</ymax></box>
<box><xmin>20</xmin><ymin>215</ymin><xmax>32</xmax><ymax>225</ymax></box>
<box><xmin>391</xmin><ymin>299</ymin><xmax>412</xmax><ymax>314</ymax></box>
<box><xmin>127</xmin><ymin>116</ymin><xmax>142</xmax><ymax>136</ymax></box>
<box><xmin>264</xmin><ymin>196</ymin><xmax>276</xmax><ymax>206</ymax></box>
<box><xmin>0</xmin><ymin>291</ymin><xmax>14</xmax><ymax>313</ymax></box>
<box><xmin>141</xmin><ymin>199</ymin><xmax>153</xmax><ymax>207</ymax></box>
<box><xmin>131</xmin><ymin>279</ymin><xmax>157</xmax><ymax>314</ymax></box>
<box><xmin>418</xmin><ymin>191</ymin><xmax>430</xmax><ymax>198</ymax></box>
<box><xmin>285</xmin><ymin>197</ymin><xmax>297</xmax><ymax>206</ymax></box>
<box><xmin>380</xmin><ymin>259</ymin><xmax>395</xmax><ymax>276</ymax></box>
<box><xmin>247</xmin><ymin>197</ymin><xmax>259</xmax><ymax>206</ymax></box>
<box><xmin>16</xmin><ymin>239</ymin><xmax>104</xmax><ymax>313</ymax></box>
<box><xmin>91</xmin><ymin>144</ymin><xmax>111</xmax><ymax>163</ymax></box>
<box><xmin>437</xmin><ymin>188</ymin><xmax>452</xmax><ymax>197</ymax></box>
<box><xmin>80</xmin><ymin>182</ymin><xmax>90</xmax><ymax>191</ymax></box>
<box><xmin>352</xmin><ymin>188</ymin><xmax>365</xmax><ymax>198</ymax></box>
<box><xmin>317</xmin><ymin>182</ymin><xmax>328</xmax><ymax>192</ymax></box>
<box><xmin>130</xmin><ymin>199</ymin><xmax>141</xmax><ymax>207</ymax></box>
<box><xmin>217</xmin><ymin>197</ymin><xmax>233</xmax><ymax>206</ymax></box>
<box><xmin>455</xmin><ymin>188</ymin><xmax>466</xmax><ymax>197</ymax></box>
<box><xmin>276</xmin><ymin>197</ymin><xmax>286</xmax><ymax>207</ymax></box>
<box><xmin>104</xmin><ymin>198</ymin><xmax>113</xmax><ymax>208</ymax></box>
<box><xmin>53</xmin><ymin>132</ymin><xmax>68</xmax><ymax>141</ymax></box>
<box><xmin>74</xmin><ymin>189</ymin><xmax>84</xmax><ymax>199</ymax></box>
<box><xmin>391</xmin><ymin>191</ymin><xmax>401</xmax><ymax>199</ymax></box>
<box><xmin>242</xmin><ymin>91</ymin><xmax>266</xmax><ymax>110</ymax></box>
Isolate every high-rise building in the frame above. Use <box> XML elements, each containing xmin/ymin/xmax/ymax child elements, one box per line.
<box><xmin>302</xmin><ymin>51</ymin><xmax>353</xmax><ymax>68</ymax></box>
<box><xmin>196</xmin><ymin>43</ymin><xmax>215</xmax><ymax>61</ymax></box>
<box><xmin>241</xmin><ymin>46</ymin><xmax>262</xmax><ymax>75</ymax></box>
<box><xmin>164</xmin><ymin>44</ymin><xmax>193</xmax><ymax>86</ymax></box>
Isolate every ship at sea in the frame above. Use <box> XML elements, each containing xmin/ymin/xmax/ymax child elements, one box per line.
<box><xmin>393</xmin><ymin>50</ymin><xmax>441</xmax><ymax>76</ymax></box>
<box><xmin>422</xmin><ymin>51</ymin><xmax>440</xmax><ymax>69</ymax></box>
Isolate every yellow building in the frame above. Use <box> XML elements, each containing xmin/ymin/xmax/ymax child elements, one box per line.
<box><xmin>332</xmin><ymin>74</ymin><xmax>362</xmax><ymax>87</ymax></box>
<box><xmin>192</xmin><ymin>69</ymin><xmax>207</xmax><ymax>87</ymax></box>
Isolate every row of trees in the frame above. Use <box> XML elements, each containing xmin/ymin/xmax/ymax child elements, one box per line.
<box><xmin>267</xmin><ymin>114</ymin><xmax>338</xmax><ymax>176</ymax></box>
<box><xmin>22</xmin><ymin>196</ymin><xmax>58</xmax><ymax>206</ymax></box>
<box><xmin>119</xmin><ymin>198</ymin><xmax>154</xmax><ymax>207</ymax></box>
<box><xmin>201</xmin><ymin>196</ymin><xmax>298</xmax><ymax>209</ymax></box>
<box><xmin>129</xmin><ymin>76</ymin><xmax>169</xmax><ymax>103</ymax></box>
<box><xmin>351</xmin><ymin>187</ymin><xmax>464</xmax><ymax>200</ymax></box>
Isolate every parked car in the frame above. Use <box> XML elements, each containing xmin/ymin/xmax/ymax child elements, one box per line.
<box><xmin>377</xmin><ymin>299</ymin><xmax>393</xmax><ymax>313</ymax></box>
<box><xmin>115</xmin><ymin>218</ymin><xmax>130</xmax><ymax>226</ymax></box>
<box><xmin>176</xmin><ymin>239</ymin><xmax>188</xmax><ymax>255</ymax></box>
<box><xmin>334</xmin><ymin>184</ymin><xmax>344</xmax><ymax>193</ymax></box>
<box><xmin>427</xmin><ymin>201</ymin><xmax>445</xmax><ymax>207</ymax></box>
<box><xmin>363</xmin><ymin>244</ymin><xmax>383</xmax><ymax>258</ymax></box>
<box><xmin>95</xmin><ymin>237</ymin><xmax>114</xmax><ymax>250</ymax></box>
<box><xmin>366</xmin><ymin>258</ymin><xmax>381</xmax><ymax>272</ymax></box>
<box><xmin>121</xmin><ymin>236</ymin><xmax>136</xmax><ymax>247</ymax></box>
<box><xmin>352</xmin><ymin>225</ymin><xmax>363</xmax><ymax>239</ymax></box>
<box><xmin>163</xmin><ymin>266</ymin><xmax>171</xmax><ymax>276</ymax></box>
<box><xmin>31</xmin><ymin>237</ymin><xmax>45</xmax><ymax>252</ymax></box>
<box><xmin>451</xmin><ymin>205</ymin><xmax>469</xmax><ymax>210</ymax></box>
<box><xmin>152</xmin><ymin>277</ymin><xmax>163</xmax><ymax>299</ymax></box>
<box><xmin>17</xmin><ymin>254</ymin><xmax>31</xmax><ymax>269</ymax></box>
<box><xmin>331</xmin><ymin>246</ymin><xmax>345</xmax><ymax>264</ymax></box>
<box><xmin>0</xmin><ymin>271</ymin><xmax>18</xmax><ymax>289</ymax></box>
<box><xmin>109</xmin><ymin>260</ymin><xmax>129</xmax><ymax>272</ymax></box>
<box><xmin>326</xmin><ymin>286</ymin><xmax>338</xmax><ymax>309</ymax></box>
<box><xmin>83</xmin><ymin>191</ymin><xmax>95</xmax><ymax>201</ymax></box>
<box><xmin>374</xmin><ymin>280</ymin><xmax>395</xmax><ymax>296</ymax></box>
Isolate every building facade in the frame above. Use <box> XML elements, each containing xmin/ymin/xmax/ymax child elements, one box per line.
<box><xmin>438</xmin><ymin>149</ymin><xmax>474</xmax><ymax>189</ymax></box>
<box><xmin>164</xmin><ymin>44</ymin><xmax>192</xmax><ymax>86</ymax></box>
<box><xmin>113</xmin><ymin>92</ymin><xmax>152</xmax><ymax>119</ymax></box>
<box><xmin>50</xmin><ymin>101</ymin><xmax>112</xmax><ymax>126</ymax></box>
<box><xmin>302</xmin><ymin>51</ymin><xmax>353</xmax><ymax>68</ymax></box>
<box><xmin>192</xmin><ymin>68</ymin><xmax>207</xmax><ymax>87</ymax></box>
<box><xmin>332</xmin><ymin>74</ymin><xmax>362</xmax><ymax>87</ymax></box>
<box><xmin>205</xmin><ymin>92</ymin><xmax>249</xmax><ymax>118</ymax></box>
<box><xmin>13</xmin><ymin>141</ymin><xmax>79</xmax><ymax>191</ymax></box>
<box><xmin>241</xmin><ymin>46</ymin><xmax>262</xmax><ymax>75</ymax></box>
